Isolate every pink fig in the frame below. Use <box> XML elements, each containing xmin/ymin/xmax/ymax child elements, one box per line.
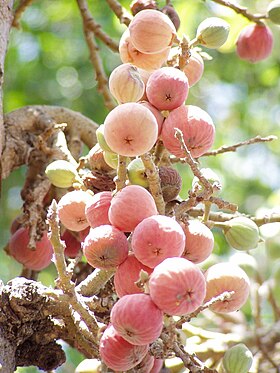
<box><xmin>236</xmin><ymin>24</ymin><xmax>273</xmax><ymax>63</ymax></box>
<box><xmin>85</xmin><ymin>191</ymin><xmax>112</xmax><ymax>228</ymax></box>
<box><xmin>61</xmin><ymin>230</ymin><xmax>81</xmax><ymax>258</ymax></box>
<box><xmin>103</xmin><ymin>102</ymin><xmax>158</xmax><ymax>157</ymax></box>
<box><xmin>57</xmin><ymin>190</ymin><xmax>94</xmax><ymax>232</ymax></box>
<box><xmin>139</xmin><ymin>100</ymin><xmax>164</xmax><ymax>137</ymax></box>
<box><xmin>9</xmin><ymin>227</ymin><xmax>53</xmax><ymax>271</ymax></box>
<box><xmin>146</xmin><ymin>67</ymin><xmax>189</xmax><ymax>111</ymax></box>
<box><xmin>111</xmin><ymin>293</ymin><xmax>163</xmax><ymax>345</ymax></box>
<box><xmin>181</xmin><ymin>220</ymin><xmax>214</xmax><ymax>264</ymax></box>
<box><xmin>204</xmin><ymin>262</ymin><xmax>250</xmax><ymax>313</ymax></box>
<box><xmin>131</xmin><ymin>215</ymin><xmax>185</xmax><ymax>268</ymax></box>
<box><xmin>83</xmin><ymin>225</ymin><xmax>129</xmax><ymax>269</ymax></box>
<box><xmin>109</xmin><ymin>185</ymin><xmax>158</xmax><ymax>232</ymax></box>
<box><xmin>183</xmin><ymin>51</ymin><xmax>204</xmax><ymax>87</ymax></box>
<box><xmin>149</xmin><ymin>257</ymin><xmax>206</xmax><ymax>316</ymax></box>
<box><xmin>99</xmin><ymin>324</ymin><xmax>149</xmax><ymax>371</ymax></box>
<box><xmin>114</xmin><ymin>253</ymin><xmax>153</xmax><ymax>297</ymax></box>
<box><xmin>161</xmin><ymin>104</ymin><xmax>215</xmax><ymax>158</ymax></box>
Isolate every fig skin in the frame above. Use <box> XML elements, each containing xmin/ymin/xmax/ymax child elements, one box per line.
<box><xmin>204</xmin><ymin>262</ymin><xmax>250</xmax><ymax>313</ymax></box>
<box><xmin>103</xmin><ymin>102</ymin><xmax>158</xmax><ymax>157</ymax></box>
<box><xmin>161</xmin><ymin>104</ymin><xmax>215</xmax><ymax>159</ymax></box>
<box><xmin>146</xmin><ymin>66</ymin><xmax>189</xmax><ymax>111</ymax></box>
<box><xmin>85</xmin><ymin>191</ymin><xmax>112</xmax><ymax>228</ymax></box>
<box><xmin>119</xmin><ymin>28</ymin><xmax>171</xmax><ymax>71</ymax></box>
<box><xmin>83</xmin><ymin>225</ymin><xmax>129</xmax><ymax>269</ymax></box>
<box><xmin>129</xmin><ymin>9</ymin><xmax>176</xmax><ymax>54</ymax></box>
<box><xmin>57</xmin><ymin>190</ymin><xmax>94</xmax><ymax>232</ymax></box>
<box><xmin>109</xmin><ymin>185</ymin><xmax>158</xmax><ymax>232</ymax></box>
<box><xmin>9</xmin><ymin>227</ymin><xmax>53</xmax><ymax>271</ymax></box>
<box><xmin>114</xmin><ymin>253</ymin><xmax>153</xmax><ymax>297</ymax></box>
<box><xmin>149</xmin><ymin>257</ymin><xmax>206</xmax><ymax>316</ymax></box>
<box><xmin>111</xmin><ymin>293</ymin><xmax>163</xmax><ymax>345</ymax></box>
<box><xmin>62</xmin><ymin>230</ymin><xmax>81</xmax><ymax>258</ymax></box>
<box><xmin>99</xmin><ymin>324</ymin><xmax>149</xmax><ymax>371</ymax></box>
<box><xmin>158</xmin><ymin>166</ymin><xmax>182</xmax><ymax>202</ymax></box>
<box><xmin>183</xmin><ymin>51</ymin><xmax>204</xmax><ymax>87</ymax></box>
<box><xmin>131</xmin><ymin>214</ymin><xmax>185</xmax><ymax>268</ymax></box>
<box><xmin>181</xmin><ymin>220</ymin><xmax>214</xmax><ymax>264</ymax></box>
<box><xmin>236</xmin><ymin>24</ymin><xmax>273</xmax><ymax>63</ymax></box>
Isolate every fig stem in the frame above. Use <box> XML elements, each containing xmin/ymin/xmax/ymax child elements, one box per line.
<box><xmin>202</xmin><ymin>201</ymin><xmax>212</xmax><ymax>223</ymax></box>
<box><xmin>141</xmin><ymin>152</ymin><xmax>166</xmax><ymax>215</ymax></box>
<box><xmin>114</xmin><ymin>154</ymin><xmax>127</xmax><ymax>192</ymax></box>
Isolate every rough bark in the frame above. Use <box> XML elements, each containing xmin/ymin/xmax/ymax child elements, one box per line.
<box><xmin>0</xmin><ymin>0</ymin><xmax>14</xmax><ymax>157</ymax></box>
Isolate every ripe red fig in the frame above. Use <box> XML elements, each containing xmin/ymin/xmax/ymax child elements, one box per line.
<box><xmin>114</xmin><ymin>253</ymin><xmax>153</xmax><ymax>297</ymax></box>
<box><xmin>85</xmin><ymin>191</ymin><xmax>112</xmax><ymax>228</ymax></box>
<box><xmin>131</xmin><ymin>215</ymin><xmax>185</xmax><ymax>268</ymax></box>
<box><xmin>204</xmin><ymin>262</ymin><xmax>250</xmax><ymax>313</ymax></box>
<box><xmin>183</xmin><ymin>51</ymin><xmax>204</xmax><ymax>87</ymax></box>
<box><xmin>149</xmin><ymin>257</ymin><xmax>206</xmax><ymax>315</ymax></box>
<box><xmin>236</xmin><ymin>24</ymin><xmax>273</xmax><ymax>63</ymax></box>
<box><xmin>57</xmin><ymin>190</ymin><xmax>94</xmax><ymax>232</ymax></box>
<box><xmin>9</xmin><ymin>227</ymin><xmax>53</xmax><ymax>271</ymax></box>
<box><xmin>99</xmin><ymin>324</ymin><xmax>149</xmax><ymax>371</ymax></box>
<box><xmin>61</xmin><ymin>230</ymin><xmax>81</xmax><ymax>258</ymax></box>
<box><xmin>103</xmin><ymin>102</ymin><xmax>158</xmax><ymax>157</ymax></box>
<box><xmin>109</xmin><ymin>185</ymin><xmax>158</xmax><ymax>232</ymax></box>
<box><xmin>83</xmin><ymin>225</ymin><xmax>129</xmax><ymax>269</ymax></box>
<box><xmin>146</xmin><ymin>67</ymin><xmax>189</xmax><ymax>111</ymax></box>
<box><xmin>181</xmin><ymin>220</ymin><xmax>214</xmax><ymax>264</ymax></box>
<box><xmin>161</xmin><ymin>104</ymin><xmax>215</xmax><ymax>158</ymax></box>
<box><xmin>111</xmin><ymin>293</ymin><xmax>163</xmax><ymax>345</ymax></box>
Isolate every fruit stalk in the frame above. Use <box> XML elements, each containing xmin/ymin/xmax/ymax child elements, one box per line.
<box><xmin>115</xmin><ymin>154</ymin><xmax>128</xmax><ymax>191</ymax></box>
<box><xmin>140</xmin><ymin>152</ymin><xmax>166</xmax><ymax>214</ymax></box>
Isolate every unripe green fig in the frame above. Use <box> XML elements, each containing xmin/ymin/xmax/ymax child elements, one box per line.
<box><xmin>196</xmin><ymin>17</ymin><xmax>230</xmax><ymax>49</ymax></box>
<box><xmin>75</xmin><ymin>358</ymin><xmax>101</xmax><ymax>373</ymax></box>
<box><xmin>96</xmin><ymin>124</ymin><xmax>113</xmax><ymax>152</ymax></box>
<box><xmin>266</xmin><ymin>234</ymin><xmax>280</xmax><ymax>259</ymax></box>
<box><xmin>223</xmin><ymin>217</ymin><xmax>260</xmax><ymax>251</ymax></box>
<box><xmin>222</xmin><ymin>343</ymin><xmax>253</xmax><ymax>373</ymax></box>
<box><xmin>127</xmin><ymin>158</ymin><xmax>149</xmax><ymax>188</ymax></box>
<box><xmin>45</xmin><ymin>160</ymin><xmax>79</xmax><ymax>188</ymax></box>
<box><xmin>267</xmin><ymin>0</ymin><xmax>280</xmax><ymax>24</ymax></box>
<box><xmin>103</xmin><ymin>151</ymin><xmax>130</xmax><ymax>170</ymax></box>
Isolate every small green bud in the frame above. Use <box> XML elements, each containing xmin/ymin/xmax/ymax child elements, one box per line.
<box><xmin>267</xmin><ymin>0</ymin><xmax>280</xmax><ymax>24</ymax></box>
<box><xmin>223</xmin><ymin>217</ymin><xmax>260</xmax><ymax>251</ymax></box>
<box><xmin>96</xmin><ymin>124</ymin><xmax>113</xmax><ymax>152</ymax></box>
<box><xmin>196</xmin><ymin>17</ymin><xmax>230</xmax><ymax>49</ymax></box>
<box><xmin>45</xmin><ymin>160</ymin><xmax>79</xmax><ymax>188</ymax></box>
<box><xmin>127</xmin><ymin>158</ymin><xmax>149</xmax><ymax>188</ymax></box>
<box><xmin>222</xmin><ymin>343</ymin><xmax>253</xmax><ymax>373</ymax></box>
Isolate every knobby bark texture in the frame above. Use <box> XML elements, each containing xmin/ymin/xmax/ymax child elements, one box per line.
<box><xmin>0</xmin><ymin>0</ymin><xmax>14</xmax><ymax>157</ymax></box>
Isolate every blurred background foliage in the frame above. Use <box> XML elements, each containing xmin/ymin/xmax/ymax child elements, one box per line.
<box><xmin>0</xmin><ymin>0</ymin><xmax>280</xmax><ymax>371</ymax></box>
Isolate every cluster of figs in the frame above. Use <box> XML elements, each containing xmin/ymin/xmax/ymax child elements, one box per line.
<box><xmin>6</xmin><ymin>0</ymin><xmax>280</xmax><ymax>372</ymax></box>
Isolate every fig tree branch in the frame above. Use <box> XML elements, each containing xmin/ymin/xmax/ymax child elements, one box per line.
<box><xmin>209</xmin><ymin>0</ymin><xmax>267</xmax><ymax>23</ymax></box>
<box><xmin>12</xmin><ymin>0</ymin><xmax>34</xmax><ymax>28</ymax></box>
<box><xmin>76</xmin><ymin>0</ymin><xmax>119</xmax><ymax>52</ymax></box>
<box><xmin>77</xmin><ymin>0</ymin><xmax>116</xmax><ymax>111</ymax></box>
<box><xmin>105</xmin><ymin>0</ymin><xmax>132</xmax><ymax>26</ymax></box>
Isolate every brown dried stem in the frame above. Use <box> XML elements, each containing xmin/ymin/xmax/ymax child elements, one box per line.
<box><xmin>77</xmin><ymin>0</ymin><xmax>116</xmax><ymax>111</ymax></box>
<box><xmin>141</xmin><ymin>152</ymin><xmax>166</xmax><ymax>215</ymax></box>
<box><xmin>76</xmin><ymin>0</ymin><xmax>119</xmax><ymax>52</ymax></box>
<box><xmin>105</xmin><ymin>0</ymin><xmax>132</xmax><ymax>26</ymax></box>
<box><xmin>210</xmin><ymin>0</ymin><xmax>267</xmax><ymax>23</ymax></box>
<box><xmin>12</xmin><ymin>0</ymin><xmax>34</xmax><ymax>28</ymax></box>
<box><xmin>114</xmin><ymin>155</ymin><xmax>127</xmax><ymax>192</ymax></box>
<box><xmin>202</xmin><ymin>135</ymin><xmax>277</xmax><ymax>157</ymax></box>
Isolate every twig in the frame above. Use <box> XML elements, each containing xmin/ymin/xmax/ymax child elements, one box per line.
<box><xmin>202</xmin><ymin>135</ymin><xmax>277</xmax><ymax>157</ymax></box>
<box><xmin>209</xmin><ymin>0</ymin><xmax>267</xmax><ymax>24</ymax></box>
<box><xmin>209</xmin><ymin>196</ymin><xmax>238</xmax><ymax>212</ymax></box>
<box><xmin>176</xmin><ymin>291</ymin><xmax>235</xmax><ymax>328</ymax></box>
<box><xmin>76</xmin><ymin>268</ymin><xmax>115</xmax><ymax>297</ymax></box>
<box><xmin>153</xmin><ymin>140</ymin><xmax>166</xmax><ymax>166</ymax></box>
<box><xmin>114</xmin><ymin>155</ymin><xmax>127</xmax><ymax>192</ymax></box>
<box><xmin>174</xmin><ymin>128</ymin><xmax>214</xmax><ymax>197</ymax></box>
<box><xmin>141</xmin><ymin>152</ymin><xmax>166</xmax><ymax>215</ymax></box>
<box><xmin>47</xmin><ymin>200</ymin><xmax>99</xmax><ymax>340</ymax></box>
<box><xmin>105</xmin><ymin>0</ymin><xmax>132</xmax><ymax>26</ymax></box>
<box><xmin>12</xmin><ymin>0</ymin><xmax>34</xmax><ymax>28</ymax></box>
<box><xmin>76</xmin><ymin>0</ymin><xmax>119</xmax><ymax>52</ymax></box>
<box><xmin>77</xmin><ymin>0</ymin><xmax>116</xmax><ymax>111</ymax></box>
